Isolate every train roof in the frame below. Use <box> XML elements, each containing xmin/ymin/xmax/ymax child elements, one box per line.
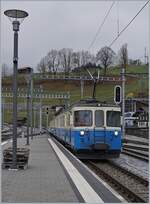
<box><xmin>70</xmin><ymin>98</ymin><xmax>120</xmax><ymax>108</ymax></box>
<box><xmin>54</xmin><ymin>98</ymin><xmax>120</xmax><ymax>116</ymax></box>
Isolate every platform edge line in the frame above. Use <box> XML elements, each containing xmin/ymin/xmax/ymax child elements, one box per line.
<box><xmin>48</xmin><ymin>138</ymin><xmax>104</xmax><ymax>203</ymax></box>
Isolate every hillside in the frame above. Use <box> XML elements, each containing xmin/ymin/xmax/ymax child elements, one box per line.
<box><xmin>2</xmin><ymin>65</ymin><xmax>149</xmax><ymax>103</ymax></box>
<box><xmin>2</xmin><ymin>65</ymin><xmax>149</xmax><ymax>124</ymax></box>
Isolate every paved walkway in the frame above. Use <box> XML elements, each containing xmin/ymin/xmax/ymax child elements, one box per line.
<box><xmin>2</xmin><ymin>135</ymin><xmax>79</xmax><ymax>202</ymax></box>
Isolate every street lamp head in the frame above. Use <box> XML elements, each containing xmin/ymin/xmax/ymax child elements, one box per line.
<box><xmin>4</xmin><ymin>9</ymin><xmax>28</xmax><ymax>32</ymax></box>
<box><xmin>4</xmin><ymin>9</ymin><xmax>28</xmax><ymax>19</ymax></box>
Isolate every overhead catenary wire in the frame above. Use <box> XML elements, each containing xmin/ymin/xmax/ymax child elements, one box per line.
<box><xmin>109</xmin><ymin>0</ymin><xmax>150</xmax><ymax>48</ymax></box>
<box><xmin>117</xmin><ymin>1</ymin><xmax>119</xmax><ymax>36</ymax></box>
<box><xmin>88</xmin><ymin>1</ymin><xmax>115</xmax><ymax>50</ymax></box>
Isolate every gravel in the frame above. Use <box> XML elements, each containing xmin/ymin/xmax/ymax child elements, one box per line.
<box><xmin>111</xmin><ymin>153</ymin><xmax>149</xmax><ymax>180</ymax></box>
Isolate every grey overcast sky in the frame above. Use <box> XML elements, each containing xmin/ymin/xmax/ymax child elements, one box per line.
<box><xmin>1</xmin><ymin>1</ymin><xmax>149</xmax><ymax>70</ymax></box>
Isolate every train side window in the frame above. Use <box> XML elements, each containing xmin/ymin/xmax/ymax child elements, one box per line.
<box><xmin>95</xmin><ymin>110</ymin><xmax>104</xmax><ymax>127</ymax></box>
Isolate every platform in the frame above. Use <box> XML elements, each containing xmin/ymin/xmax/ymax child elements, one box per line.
<box><xmin>2</xmin><ymin>134</ymin><xmax>125</xmax><ymax>203</ymax></box>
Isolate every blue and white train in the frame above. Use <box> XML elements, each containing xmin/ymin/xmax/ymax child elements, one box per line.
<box><xmin>49</xmin><ymin>99</ymin><xmax>122</xmax><ymax>159</ymax></box>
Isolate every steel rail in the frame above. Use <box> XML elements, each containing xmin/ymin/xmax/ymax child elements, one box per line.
<box><xmin>122</xmin><ymin>149</ymin><xmax>149</xmax><ymax>162</ymax></box>
<box><xmin>2</xmin><ymin>128</ymin><xmax>22</xmax><ymax>142</ymax></box>
<box><xmin>85</xmin><ymin>160</ymin><xmax>149</xmax><ymax>203</ymax></box>
<box><xmin>108</xmin><ymin>160</ymin><xmax>148</xmax><ymax>185</ymax></box>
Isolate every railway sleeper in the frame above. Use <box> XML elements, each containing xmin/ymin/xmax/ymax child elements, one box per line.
<box><xmin>108</xmin><ymin>161</ymin><xmax>149</xmax><ymax>185</ymax></box>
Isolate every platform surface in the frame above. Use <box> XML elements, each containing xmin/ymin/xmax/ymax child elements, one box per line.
<box><xmin>2</xmin><ymin>135</ymin><xmax>78</xmax><ymax>202</ymax></box>
<box><xmin>2</xmin><ymin>134</ymin><xmax>124</xmax><ymax>203</ymax></box>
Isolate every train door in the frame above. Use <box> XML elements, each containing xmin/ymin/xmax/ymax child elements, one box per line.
<box><xmin>93</xmin><ymin>110</ymin><xmax>107</xmax><ymax>149</ymax></box>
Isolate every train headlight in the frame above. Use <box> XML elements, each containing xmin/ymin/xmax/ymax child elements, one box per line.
<box><xmin>80</xmin><ymin>130</ymin><xmax>85</xmax><ymax>136</ymax></box>
<box><xmin>114</xmin><ymin>130</ymin><xmax>119</xmax><ymax>136</ymax></box>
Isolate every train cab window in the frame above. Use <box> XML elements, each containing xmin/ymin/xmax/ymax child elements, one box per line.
<box><xmin>74</xmin><ymin>110</ymin><xmax>92</xmax><ymax>127</ymax></box>
<box><xmin>95</xmin><ymin>110</ymin><xmax>104</xmax><ymax>127</ymax></box>
<box><xmin>107</xmin><ymin>111</ymin><xmax>121</xmax><ymax>127</ymax></box>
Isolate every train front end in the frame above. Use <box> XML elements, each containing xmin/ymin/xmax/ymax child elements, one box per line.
<box><xmin>72</xmin><ymin>105</ymin><xmax>122</xmax><ymax>159</ymax></box>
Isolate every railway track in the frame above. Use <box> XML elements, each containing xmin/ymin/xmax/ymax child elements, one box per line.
<box><xmin>2</xmin><ymin>127</ymin><xmax>45</xmax><ymax>142</ymax></box>
<box><xmin>122</xmin><ymin>149</ymin><xmax>149</xmax><ymax>161</ymax></box>
<box><xmin>2</xmin><ymin>128</ymin><xmax>22</xmax><ymax>142</ymax></box>
<box><xmin>122</xmin><ymin>135</ymin><xmax>149</xmax><ymax>162</ymax></box>
<box><xmin>2</xmin><ymin>129</ymin><xmax>13</xmax><ymax>142</ymax></box>
<box><xmin>85</xmin><ymin>160</ymin><xmax>149</xmax><ymax>203</ymax></box>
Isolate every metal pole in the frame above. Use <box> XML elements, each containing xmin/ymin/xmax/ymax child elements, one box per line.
<box><xmin>80</xmin><ymin>79</ymin><xmax>84</xmax><ymax>99</ymax></box>
<box><xmin>122</xmin><ymin>67</ymin><xmax>125</xmax><ymax>139</ymax></box>
<box><xmin>144</xmin><ymin>47</ymin><xmax>147</xmax><ymax>65</ymax></box>
<box><xmin>2</xmin><ymin>97</ymin><xmax>4</xmax><ymax>130</ymax></box>
<box><xmin>34</xmin><ymin>107</ymin><xmax>36</xmax><ymax>133</ymax></box>
<box><xmin>12</xmin><ymin>25</ymin><xmax>19</xmax><ymax>169</ymax></box>
<box><xmin>39</xmin><ymin>86</ymin><xmax>42</xmax><ymax>134</ymax></box>
<box><xmin>1</xmin><ymin>94</ymin><xmax>3</xmax><ymax>129</ymax></box>
<box><xmin>92</xmin><ymin>80</ymin><xmax>97</xmax><ymax>99</ymax></box>
<box><xmin>47</xmin><ymin>114</ymin><xmax>49</xmax><ymax>128</ymax></box>
<box><xmin>26</xmin><ymin>79</ymin><xmax>30</xmax><ymax>145</ymax></box>
<box><xmin>30</xmin><ymin>70</ymin><xmax>33</xmax><ymax>139</ymax></box>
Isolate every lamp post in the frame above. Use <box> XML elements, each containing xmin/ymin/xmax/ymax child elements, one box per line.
<box><xmin>4</xmin><ymin>9</ymin><xmax>28</xmax><ymax>169</ymax></box>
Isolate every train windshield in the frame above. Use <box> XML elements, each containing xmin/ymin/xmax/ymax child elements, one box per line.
<box><xmin>74</xmin><ymin>110</ymin><xmax>92</xmax><ymax>127</ymax></box>
<box><xmin>107</xmin><ymin>111</ymin><xmax>121</xmax><ymax>127</ymax></box>
<box><xmin>95</xmin><ymin>110</ymin><xmax>104</xmax><ymax>127</ymax></box>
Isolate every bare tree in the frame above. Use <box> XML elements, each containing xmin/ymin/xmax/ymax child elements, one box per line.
<box><xmin>119</xmin><ymin>43</ymin><xmax>128</xmax><ymax>68</ymax></box>
<box><xmin>46</xmin><ymin>49</ymin><xmax>59</xmax><ymax>74</ymax></box>
<box><xmin>80</xmin><ymin>50</ymin><xmax>92</xmax><ymax>66</ymax></box>
<box><xmin>37</xmin><ymin>48</ymin><xmax>97</xmax><ymax>74</ymax></box>
<box><xmin>72</xmin><ymin>52</ymin><xmax>81</xmax><ymax>68</ymax></box>
<box><xmin>59</xmin><ymin>48</ymin><xmax>73</xmax><ymax>75</ymax></box>
<box><xmin>72</xmin><ymin>50</ymin><xmax>96</xmax><ymax>68</ymax></box>
<box><xmin>37</xmin><ymin>57</ymin><xmax>47</xmax><ymax>73</ymax></box>
<box><xmin>72</xmin><ymin>51</ymin><xmax>90</xmax><ymax>68</ymax></box>
<box><xmin>96</xmin><ymin>46</ymin><xmax>115</xmax><ymax>75</ymax></box>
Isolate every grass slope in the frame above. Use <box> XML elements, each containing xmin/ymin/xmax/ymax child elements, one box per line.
<box><xmin>2</xmin><ymin>65</ymin><xmax>149</xmax><ymax>124</ymax></box>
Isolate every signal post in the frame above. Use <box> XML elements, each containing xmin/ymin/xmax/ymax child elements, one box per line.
<box><xmin>114</xmin><ymin>83</ymin><xmax>125</xmax><ymax>138</ymax></box>
<box><xmin>46</xmin><ymin>107</ymin><xmax>49</xmax><ymax>128</ymax></box>
<box><xmin>121</xmin><ymin>67</ymin><xmax>125</xmax><ymax>139</ymax></box>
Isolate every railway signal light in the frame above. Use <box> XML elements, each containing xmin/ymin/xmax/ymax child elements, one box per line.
<box><xmin>114</xmin><ymin>85</ymin><xmax>122</xmax><ymax>104</ymax></box>
<box><xmin>46</xmin><ymin>107</ymin><xmax>49</xmax><ymax>114</ymax></box>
